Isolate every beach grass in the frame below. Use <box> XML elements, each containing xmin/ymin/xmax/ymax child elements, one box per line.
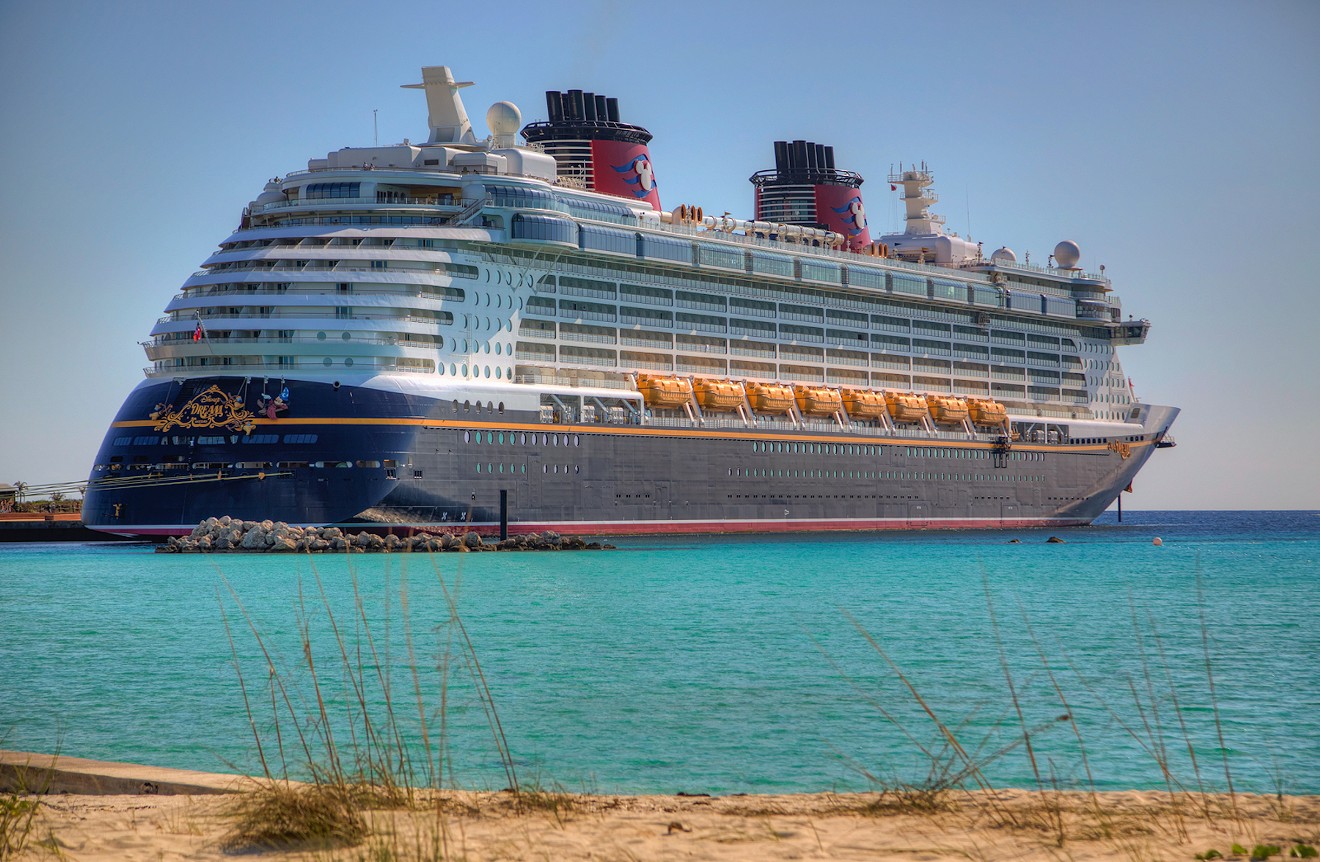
<box><xmin>202</xmin><ymin>549</ymin><xmax>1317</xmax><ymax>860</ymax></box>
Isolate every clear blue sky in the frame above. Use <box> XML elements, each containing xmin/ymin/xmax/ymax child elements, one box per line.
<box><xmin>1</xmin><ymin>0</ymin><xmax>1316</xmax><ymax>509</ymax></box>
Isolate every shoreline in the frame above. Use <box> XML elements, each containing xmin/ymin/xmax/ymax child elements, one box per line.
<box><xmin>5</xmin><ymin>751</ymin><xmax>1317</xmax><ymax>862</ymax></box>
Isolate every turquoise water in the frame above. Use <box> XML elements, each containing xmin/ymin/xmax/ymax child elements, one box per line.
<box><xmin>1</xmin><ymin>511</ymin><xmax>1317</xmax><ymax>795</ymax></box>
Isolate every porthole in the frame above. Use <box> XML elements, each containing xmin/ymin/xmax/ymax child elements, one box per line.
<box><xmin>317</xmin><ymin>332</ymin><xmax>327</xmax><ymax>341</ymax></box>
<box><xmin>464</xmin><ymin>400</ymin><xmax>471</xmax><ymax>412</ymax></box>
<box><xmin>342</xmin><ymin>332</ymin><xmax>352</xmax><ymax>341</ymax></box>
<box><xmin>495</xmin><ymin>367</ymin><xmax>502</xmax><ymax>379</ymax></box>
<box><xmin>464</xmin><ymin>430</ymin><xmax>471</xmax><ymax>443</ymax></box>
<box><xmin>344</xmin><ymin>358</ymin><xmax>354</xmax><ymax>367</ymax></box>
<box><xmin>323</xmin><ymin>357</ymin><xmax>333</xmax><ymax>367</ymax></box>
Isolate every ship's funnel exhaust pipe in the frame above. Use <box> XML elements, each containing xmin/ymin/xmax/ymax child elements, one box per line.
<box><xmin>751</xmin><ymin>139</ymin><xmax>871</xmax><ymax>250</ymax></box>
<box><xmin>523</xmin><ymin>90</ymin><xmax>661</xmax><ymax>210</ymax></box>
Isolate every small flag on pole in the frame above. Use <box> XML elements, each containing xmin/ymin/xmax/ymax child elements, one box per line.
<box><xmin>1124</xmin><ymin>481</ymin><xmax>1133</xmax><ymax>493</ymax></box>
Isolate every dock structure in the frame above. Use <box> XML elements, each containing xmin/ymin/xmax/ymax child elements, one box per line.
<box><xmin>0</xmin><ymin>513</ymin><xmax>136</xmax><ymax>543</ymax></box>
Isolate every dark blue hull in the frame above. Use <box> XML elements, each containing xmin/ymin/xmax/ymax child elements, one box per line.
<box><xmin>85</xmin><ymin>375</ymin><xmax>1170</xmax><ymax>537</ymax></box>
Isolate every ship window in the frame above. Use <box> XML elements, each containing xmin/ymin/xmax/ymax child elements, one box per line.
<box><xmin>242</xmin><ymin>435</ymin><xmax>279</xmax><ymax>444</ymax></box>
<box><xmin>464</xmin><ymin>400</ymin><xmax>471</xmax><ymax>412</ymax></box>
<box><xmin>414</xmin><ymin>469</ymin><xmax>423</xmax><ymax>478</ymax></box>
<box><xmin>304</xmin><ymin>182</ymin><xmax>360</xmax><ymax>200</ymax></box>
<box><xmin>283</xmin><ymin>434</ymin><xmax>319</xmax><ymax>444</ymax></box>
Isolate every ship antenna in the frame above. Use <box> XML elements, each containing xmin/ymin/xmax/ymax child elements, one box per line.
<box><xmin>373</xmin><ymin>109</ymin><xmax>378</xmax><ymax>147</ymax></box>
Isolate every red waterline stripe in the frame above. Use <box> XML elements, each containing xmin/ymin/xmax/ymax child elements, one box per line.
<box><xmin>92</xmin><ymin>516</ymin><xmax>1089</xmax><ymax>539</ymax></box>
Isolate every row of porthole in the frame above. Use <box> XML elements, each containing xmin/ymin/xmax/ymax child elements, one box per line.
<box><xmin>731</xmin><ymin>468</ymin><xmax>1047</xmax><ymax>482</ymax></box>
<box><xmin>461</xmin><ymin>314</ymin><xmax>515</xmax><ymax>333</ymax></box>
<box><xmin>464</xmin><ymin>430</ymin><xmax>580</xmax><ymax>447</ymax></box>
<box><xmin>437</xmin><ymin>364</ymin><xmax>512</xmax><ymax>379</ymax></box>
<box><xmin>453</xmin><ymin>400</ymin><xmax>505</xmax><ymax>413</ymax></box>
<box><xmin>474</xmin><ymin>463</ymin><xmax>582</xmax><ymax>474</ymax></box>
<box><xmin>906</xmin><ymin>448</ymin><xmax>1043</xmax><ymax>462</ymax></box>
<box><xmin>753</xmin><ymin>441</ymin><xmax>885</xmax><ymax>456</ymax></box>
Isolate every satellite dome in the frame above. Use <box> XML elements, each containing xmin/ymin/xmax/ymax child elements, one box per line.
<box><xmin>486</xmin><ymin>101</ymin><xmax>522</xmax><ymax>137</ymax></box>
<box><xmin>990</xmin><ymin>246</ymin><xmax>1017</xmax><ymax>263</ymax></box>
<box><xmin>1054</xmin><ymin>240</ymin><xmax>1081</xmax><ymax>269</ymax></box>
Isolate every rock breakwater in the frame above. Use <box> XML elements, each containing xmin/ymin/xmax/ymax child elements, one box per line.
<box><xmin>155</xmin><ymin>516</ymin><xmax>613</xmax><ymax>553</ymax></box>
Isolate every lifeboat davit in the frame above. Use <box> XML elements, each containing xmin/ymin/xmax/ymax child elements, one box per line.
<box><xmin>794</xmin><ymin>386</ymin><xmax>843</xmax><ymax>417</ymax></box>
<box><xmin>746</xmin><ymin>382</ymin><xmax>795</xmax><ymax>414</ymax></box>
<box><xmin>841</xmin><ymin>389</ymin><xmax>888</xmax><ymax>419</ymax></box>
<box><xmin>636</xmin><ymin>375</ymin><xmax>693</xmax><ymax>409</ymax></box>
<box><xmin>967</xmin><ymin>397</ymin><xmax>1008</xmax><ymax>427</ymax></box>
<box><xmin>694</xmin><ymin>378</ymin><xmax>745</xmax><ymax>411</ymax></box>
<box><xmin>927</xmin><ymin>395</ymin><xmax>970</xmax><ymax>425</ymax></box>
<box><xmin>885</xmin><ymin>391</ymin><xmax>929</xmax><ymax>423</ymax></box>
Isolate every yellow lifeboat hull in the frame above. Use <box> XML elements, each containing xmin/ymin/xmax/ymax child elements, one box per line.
<box><xmin>885</xmin><ymin>392</ymin><xmax>929</xmax><ymax>423</ymax></box>
<box><xmin>968</xmin><ymin>398</ymin><xmax>1008</xmax><ymax>426</ymax></box>
<box><xmin>747</xmin><ymin>383</ymin><xmax>795</xmax><ymax>414</ymax></box>
<box><xmin>841</xmin><ymin>389</ymin><xmax>888</xmax><ymax>419</ymax></box>
<box><xmin>927</xmin><ymin>395</ymin><xmax>970</xmax><ymax>425</ymax></box>
<box><xmin>636</xmin><ymin>375</ymin><xmax>693</xmax><ymax>409</ymax></box>
<box><xmin>794</xmin><ymin>386</ymin><xmax>843</xmax><ymax>417</ymax></box>
<box><xmin>694</xmin><ymin>379</ymin><xmax>745</xmax><ymax>411</ymax></box>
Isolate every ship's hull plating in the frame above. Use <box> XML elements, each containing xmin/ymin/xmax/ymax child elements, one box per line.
<box><xmin>83</xmin><ymin>375</ymin><xmax>1172</xmax><ymax>537</ymax></box>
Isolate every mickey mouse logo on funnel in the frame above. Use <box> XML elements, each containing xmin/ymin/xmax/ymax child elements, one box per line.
<box><xmin>590</xmin><ymin>140</ymin><xmax>661</xmax><ymax>210</ymax></box>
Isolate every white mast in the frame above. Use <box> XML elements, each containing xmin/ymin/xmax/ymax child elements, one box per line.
<box><xmin>402</xmin><ymin>66</ymin><xmax>477</xmax><ymax>145</ymax></box>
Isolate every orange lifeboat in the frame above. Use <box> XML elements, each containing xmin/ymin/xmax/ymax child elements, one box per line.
<box><xmin>967</xmin><ymin>397</ymin><xmax>1008</xmax><ymax>427</ymax></box>
<box><xmin>841</xmin><ymin>389</ymin><xmax>888</xmax><ymax>419</ymax></box>
<box><xmin>927</xmin><ymin>395</ymin><xmax>970</xmax><ymax>425</ymax></box>
<box><xmin>884</xmin><ymin>391</ymin><xmax>929</xmax><ymax>423</ymax></box>
<box><xmin>746</xmin><ymin>382</ymin><xmax>795</xmax><ymax>414</ymax></box>
<box><xmin>794</xmin><ymin>386</ymin><xmax>843</xmax><ymax>417</ymax></box>
<box><xmin>636</xmin><ymin>375</ymin><xmax>692</xmax><ymax>409</ymax></box>
<box><xmin>694</xmin><ymin>378</ymin><xmax>745</xmax><ymax>412</ymax></box>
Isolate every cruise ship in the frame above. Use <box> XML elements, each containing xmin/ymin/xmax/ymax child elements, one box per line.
<box><xmin>82</xmin><ymin>66</ymin><xmax>1178</xmax><ymax>537</ymax></box>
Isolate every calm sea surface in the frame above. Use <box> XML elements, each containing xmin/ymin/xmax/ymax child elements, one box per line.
<box><xmin>1</xmin><ymin>510</ymin><xmax>1317</xmax><ymax>795</ymax></box>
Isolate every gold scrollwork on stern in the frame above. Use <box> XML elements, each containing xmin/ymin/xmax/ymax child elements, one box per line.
<box><xmin>152</xmin><ymin>385</ymin><xmax>255</xmax><ymax>433</ymax></box>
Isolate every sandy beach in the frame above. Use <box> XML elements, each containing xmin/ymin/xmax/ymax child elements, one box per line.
<box><xmin>4</xmin><ymin>752</ymin><xmax>1317</xmax><ymax>861</ymax></box>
